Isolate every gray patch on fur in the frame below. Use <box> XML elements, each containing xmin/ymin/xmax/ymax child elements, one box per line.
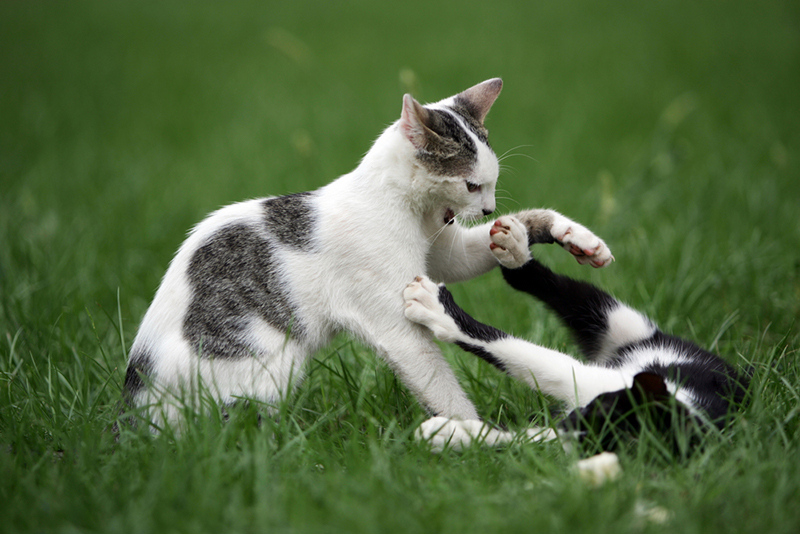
<box><xmin>449</xmin><ymin>96</ymin><xmax>490</xmax><ymax>146</ymax></box>
<box><xmin>263</xmin><ymin>192</ymin><xmax>316</xmax><ymax>250</ymax></box>
<box><xmin>124</xmin><ymin>346</ymin><xmax>154</xmax><ymax>401</ymax></box>
<box><xmin>517</xmin><ymin>210</ymin><xmax>557</xmax><ymax>245</ymax></box>
<box><xmin>183</xmin><ymin>224</ymin><xmax>303</xmax><ymax>359</ymax></box>
<box><xmin>415</xmin><ymin>109</ymin><xmax>479</xmax><ymax>177</ymax></box>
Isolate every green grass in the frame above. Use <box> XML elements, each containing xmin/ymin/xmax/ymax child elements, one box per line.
<box><xmin>1</xmin><ymin>0</ymin><xmax>799</xmax><ymax>532</ymax></box>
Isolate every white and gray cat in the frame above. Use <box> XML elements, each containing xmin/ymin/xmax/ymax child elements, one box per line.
<box><xmin>123</xmin><ymin>79</ymin><xmax>613</xmax><ymax>427</ymax></box>
<box><xmin>406</xmin><ymin>215</ymin><xmax>749</xmax><ymax>451</ymax></box>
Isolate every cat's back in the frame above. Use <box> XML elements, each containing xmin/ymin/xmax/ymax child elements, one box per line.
<box><xmin>181</xmin><ymin>192</ymin><xmax>319</xmax><ymax>257</ymax></box>
<box><xmin>136</xmin><ymin>194</ymin><xmax>321</xmax><ymax>341</ymax></box>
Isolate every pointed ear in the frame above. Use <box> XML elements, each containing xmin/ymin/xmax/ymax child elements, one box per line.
<box><xmin>455</xmin><ymin>78</ymin><xmax>503</xmax><ymax>125</ymax></box>
<box><xmin>632</xmin><ymin>372</ymin><xmax>670</xmax><ymax>402</ymax></box>
<box><xmin>400</xmin><ymin>93</ymin><xmax>437</xmax><ymax>149</ymax></box>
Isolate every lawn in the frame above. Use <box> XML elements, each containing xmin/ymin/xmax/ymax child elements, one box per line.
<box><xmin>1</xmin><ymin>1</ymin><xmax>799</xmax><ymax>532</ymax></box>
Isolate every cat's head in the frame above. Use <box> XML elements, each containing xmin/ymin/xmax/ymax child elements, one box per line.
<box><xmin>558</xmin><ymin>372</ymin><xmax>701</xmax><ymax>452</ymax></box>
<box><xmin>398</xmin><ymin>78</ymin><xmax>503</xmax><ymax>223</ymax></box>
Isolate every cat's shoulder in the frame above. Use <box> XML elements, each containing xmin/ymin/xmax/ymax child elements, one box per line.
<box><xmin>188</xmin><ymin>198</ymin><xmax>270</xmax><ymax>239</ymax></box>
<box><xmin>184</xmin><ymin>193</ymin><xmax>321</xmax><ymax>251</ymax></box>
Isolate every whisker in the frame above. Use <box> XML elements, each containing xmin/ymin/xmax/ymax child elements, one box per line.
<box><xmin>499</xmin><ymin>152</ymin><xmax>539</xmax><ymax>164</ymax></box>
<box><xmin>496</xmin><ymin>197</ymin><xmax>520</xmax><ymax>210</ymax></box>
<box><xmin>458</xmin><ymin>220</ymin><xmax>468</xmax><ymax>268</ymax></box>
<box><xmin>427</xmin><ymin>219</ymin><xmax>452</xmax><ymax>245</ymax></box>
<box><xmin>497</xmin><ymin>145</ymin><xmax>539</xmax><ymax>165</ymax></box>
<box><xmin>448</xmin><ymin>213</ymin><xmax>468</xmax><ymax>265</ymax></box>
<box><xmin>497</xmin><ymin>144</ymin><xmax>535</xmax><ymax>161</ymax></box>
<box><xmin>499</xmin><ymin>166</ymin><xmax>519</xmax><ymax>178</ymax></box>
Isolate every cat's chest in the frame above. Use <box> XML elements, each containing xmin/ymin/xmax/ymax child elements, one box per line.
<box><xmin>318</xmin><ymin>210</ymin><xmax>428</xmax><ymax>264</ymax></box>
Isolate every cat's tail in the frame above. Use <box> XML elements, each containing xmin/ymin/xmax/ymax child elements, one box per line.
<box><xmin>501</xmin><ymin>258</ymin><xmax>656</xmax><ymax>363</ymax></box>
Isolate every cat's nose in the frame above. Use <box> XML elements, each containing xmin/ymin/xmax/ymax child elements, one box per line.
<box><xmin>482</xmin><ymin>208</ymin><xmax>494</xmax><ymax>216</ymax></box>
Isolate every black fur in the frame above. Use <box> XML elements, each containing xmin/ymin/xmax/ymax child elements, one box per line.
<box><xmin>123</xmin><ymin>346</ymin><xmax>154</xmax><ymax>399</ymax></box>
<box><xmin>561</xmin><ymin>372</ymin><xmax>695</xmax><ymax>451</ymax></box>
<box><xmin>435</xmin><ymin>285</ymin><xmax>509</xmax><ymax>371</ymax></box>
<box><xmin>619</xmin><ymin>331</ymin><xmax>747</xmax><ymax>421</ymax></box>
<box><xmin>502</xmin><ymin>257</ymin><xmax>749</xmax><ymax>437</ymax></box>
<box><xmin>437</xmin><ymin>285</ymin><xmax>507</xmax><ymax>344</ymax></box>
<box><xmin>433</xmin><ymin>254</ymin><xmax>749</xmax><ymax>450</ymax></box>
<box><xmin>455</xmin><ymin>341</ymin><xmax>508</xmax><ymax>372</ymax></box>
<box><xmin>183</xmin><ymin>224</ymin><xmax>301</xmax><ymax>359</ymax></box>
<box><xmin>502</xmin><ymin>259</ymin><xmax>617</xmax><ymax>359</ymax></box>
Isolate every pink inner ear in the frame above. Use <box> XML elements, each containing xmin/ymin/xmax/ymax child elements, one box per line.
<box><xmin>458</xmin><ymin>78</ymin><xmax>503</xmax><ymax>123</ymax></box>
<box><xmin>400</xmin><ymin>94</ymin><xmax>430</xmax><ymax>149</ymax></box>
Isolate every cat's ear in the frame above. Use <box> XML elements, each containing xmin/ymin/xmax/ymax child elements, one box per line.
<box><xmin>455</xmin><ymin>78</ymin><xmax>503</xmax><ymax>125</ymax></box>
<box><xmin>400</xmin><ymin>93</ymin><xmax>438</xmax><ymax>150</ymax></box>
<box><xmin>631</xmin><ymin>372</ymin><xmax>670</xmax><ymax>402</ymax></box>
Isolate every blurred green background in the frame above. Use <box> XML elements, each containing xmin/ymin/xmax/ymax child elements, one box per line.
<box><xmin>1</xmin><ymin>1</ymin><xmax>799</xmax><ymax>533</ymax></box>
<box><xmin>2</xmin><ymin>0</ymin><xmax>797</xmax><ymax>329</ymax></box>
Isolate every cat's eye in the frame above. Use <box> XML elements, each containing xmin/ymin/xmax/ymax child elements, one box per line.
<box><xmin>466</xmin><ymin>181</ymin><xmax>481</xmax><ymax>193</ymax></box>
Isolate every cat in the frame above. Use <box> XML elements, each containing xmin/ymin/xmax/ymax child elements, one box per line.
<box><xmin>405</xmin><ymin>215</ymin><xmax>749</xmax><ymax>451</ymax></box>
<box><xmin>121</xmin><ymin>79</ymin><xmax>614</xmax><ymax>428</ymax></box>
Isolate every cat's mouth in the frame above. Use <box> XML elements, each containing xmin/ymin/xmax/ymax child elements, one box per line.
<box><xmin>443</xmin><ymin>208</ymin><xmax>456</xmax><ymax>225</ymax></box>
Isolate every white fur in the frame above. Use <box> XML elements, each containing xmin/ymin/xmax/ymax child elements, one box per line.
<box><xmin>489</xmin><ymin>212</ymin><xmax>614</xmax><ymax>270</ymax></box>
<box><xmin>405</xmin><ymin>261</ymin><xmax>709</xmax><ymax>450</ymax></box>
<box><xmin>598</xmin><ymin>306</ymin><xmax>657</xmax><ymax>356</ymax></box>
<box><xmin>404</xmin><ymin>276</ymin><xmax>630</xmax><ymax>409</ymax></box>
<box><xmin>406</xmin><ymin>216</ymin><xmax>722</xmax><ymax>451</ymax></box>
<box><xmin>404</xmin><ymin>274</ymin><xmax>703</xmax><ymax>415</ymax></box>
<box><xmin>416</xmin><ymin>416</ymin><xmax>557</xmax><ymax>452</ymax></box>
<box><xmin>128</xmin><ymin>80</ymin><xmax>515</xmax><ymax>425</ymax></box>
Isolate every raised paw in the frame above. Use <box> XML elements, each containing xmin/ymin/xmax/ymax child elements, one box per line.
<box><xmin>403</xmin><ymin>276</ymin><xmax>460</xmax><ymax>342</ymax></box>
<box><xmin>550</xmin><ymin>216</ymin><xmax>614</xmax><ymax>268</ymax></box>
<box><xmin>489</xmin><ymin>216</ymin><xmax>531</xmax><ymax>269</ymax></box>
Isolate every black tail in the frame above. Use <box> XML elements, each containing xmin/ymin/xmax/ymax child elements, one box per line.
<box><xmin>501</xmin><ymin>258</ymin><xmax>617</xmax><ymax>359</ymax></box>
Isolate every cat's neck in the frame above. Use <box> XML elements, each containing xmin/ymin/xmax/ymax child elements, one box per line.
<box><xmin>327</xmin><ymin>122</ymin><xmax>448</xmax><ymax>226</ymax></box>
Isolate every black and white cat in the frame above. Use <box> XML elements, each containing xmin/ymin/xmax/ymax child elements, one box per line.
<box><xmin>122</xmin><ymin>79</ymin><xmax>614</xmax><ymax>427</ymax></box>
<box><xmin>405</xmin><ymin>215</ymin><xmax>749</xmax><ymax>451</ymax></box>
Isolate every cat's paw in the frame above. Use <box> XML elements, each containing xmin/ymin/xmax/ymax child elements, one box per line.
<box><xmin>489</xmin><ymin>216</ymin><xmax>531</xmax><ymax>268</ymax></box>
<box><xmin>403</xmin><ymin>276</ymin><xmax>460</xmax><ymax>342</ymax></box>
<box><xmin>416</xmin><ymin>417</ymin><xmax>554</xmax><ymax>452</ymax></box>
<box><xmin>415</xmin><ymin>417</ymin><xmax>500</xmax><ymax>452</ymax></box>
<box><xmin>551</xmin><ymin>216</ymin><xmax>614</xmax><ymax>268</ymax></box>
<box><xmin>524</xmin><ymin>426</ymin><xmax>560</xmax><ymax>443</ymax></box>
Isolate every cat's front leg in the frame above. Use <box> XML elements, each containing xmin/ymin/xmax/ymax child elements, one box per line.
<box><xmin>513</xmin><ymin>209</ymin><xmax>614</xmax><ymax>268</ymax></box>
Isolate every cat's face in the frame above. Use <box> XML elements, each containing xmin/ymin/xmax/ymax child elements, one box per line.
<box><xmin>399</xmin><ymin>79</ymin><xmax>502</xmax><ymax>223</ymax></box>
<box><xmin>423</xmin><ymin>137</ymin><xmax>498</xmax><ymax>224</ymax></box>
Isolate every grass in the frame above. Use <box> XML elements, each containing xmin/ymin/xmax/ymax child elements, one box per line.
<box><xmin>1</xmin><ymin>0</ymin><xmax>799</xmax><ymax>532</ymax></box>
